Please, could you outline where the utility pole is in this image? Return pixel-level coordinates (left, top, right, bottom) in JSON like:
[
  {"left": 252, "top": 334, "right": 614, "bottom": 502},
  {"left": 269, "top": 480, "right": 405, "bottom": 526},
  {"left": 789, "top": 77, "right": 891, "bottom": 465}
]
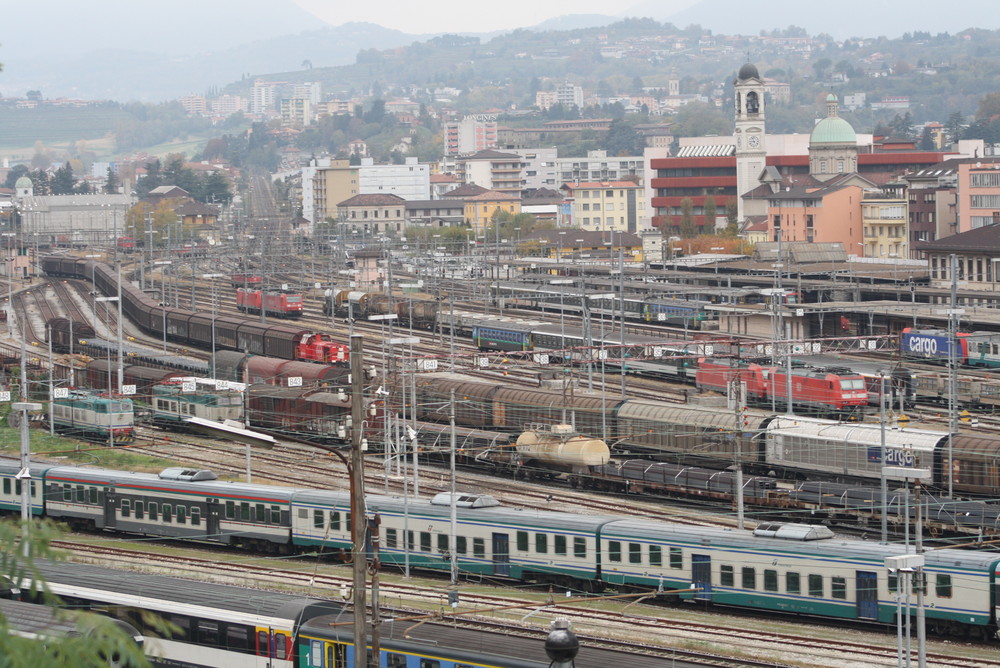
[
  {"left": 449, "top": 390, "right": 458, "bottom": 585},
  {"left": 350, "top": 334, "right": 368, "bottom": 668}
]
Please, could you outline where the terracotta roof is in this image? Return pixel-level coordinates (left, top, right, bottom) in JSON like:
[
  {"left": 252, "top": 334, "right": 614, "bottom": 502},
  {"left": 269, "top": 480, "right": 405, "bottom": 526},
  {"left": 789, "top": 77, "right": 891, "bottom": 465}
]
[
  {"left": 916, "top": 224, "right": 1000, "bottom": 253},
  {"left": 337, "top": 193, "right": 407, "bottom": 207},
  {"left": 175, "top": 201, "right": 219, "bottom": 215},
  {"left": 464, "top": 189, "right": 521, "bottom": 202},
  {"left": 442, "top": 183, "right": 489, "bottom": 198},
  {"left": 430, "top": 174, "right": 459, "bottom": 183}
]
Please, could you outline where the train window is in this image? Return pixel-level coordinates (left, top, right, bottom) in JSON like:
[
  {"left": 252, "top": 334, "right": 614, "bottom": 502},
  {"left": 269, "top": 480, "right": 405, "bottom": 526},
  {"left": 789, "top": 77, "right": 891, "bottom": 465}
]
[
  {"left": 808, "top": 574, "right": 823, "bottom": 597},
  {"left": 420, "top": 660, "right": 440, "bottom": 668},
  {"left": 573, "top": 537, "right": 586, "bottom": 559},
  {"left": 536, "top": 534, "right": 548, "bottom": 554},
  {"left": 256, "top": 631, "right": 269, "bottom": 656},
  {"left": 386, "top": 653, "right": 407, "bottom": 668},
  {"left": 347, "top": 512, "right": 352, "bottom": 533},
  {"left": 516, "top": 531, "right": 529, "bottom": 551},
  {"left": 832, "top": 577, "right": 847, "bottom": 600},
  {"left": 314, "top": 510, "right": 325, "bottom": 529},
  {"left": 669, "top": 547, "right": 682, "bottom": 569},
  {"left": 407, "top": 531, "right": 415, "bottom": 551},
  {"left": 2, "top": 479, "right": 8, "bottom": 495},
  {"left": 628, "top": 543, "right": 642, "bottom": 564},
  {"left": 89, "top": 488, "right": 98, "bottom": 504},
  {"left": 271, "top": 506, "right": 281, "bottom": 523},
  {"left": 649, "top": 545, "right": 662, "bottom": 567},
  {"left": 191, "top": 508, "right": 201, "bottom": 526},
  {"left": 473, "top": 538, "right": 485, "bottom": 558},
  {"left": 240, "top": 503, "right": 250, "bottom": 521},
  {"left": 226, "top": 501, "right": 236, "bottom": 519},
  {"left": 786, "top": 572, "right": 800, "bottom": 594},
  {"left": 554, "top": 535, "right": 567, "bottom": 555},
  {"left": 420, "top": 532, "right": 431, "bottom": 552},
  {"left": 120, "top": 500, "right": 130, "bottom": 517},
  {"left": 720, "top": 565, "right": 734, "bottom": 587},
  {"left": 177, "top": 506, "right": 187, "bottom": 524},
  {"left": 608, "top": 541, "right": 622, "bottom": 562},
  {"left": 438, "top": 534, "right": 450, "bottom": 553},
  {"left": 256, "top": 504, "right": 265, "bottom": 521},
  {"left": 298, "top": 508, "right": 308, "bottom": 520},
  {"left": 936, "top": 574, "right": 952, "bottom": 598},
  {"left": 764, "top": 570, "right": 778, "bottom": 592},
  {"left": 76, "top": 485, "right": 85, "bottom": 502},
  {"left": 309, "top": 640, "right": 323, "bottom": 667},
  {"left": 331, "top": 512, "right": 341, "bottom": 530},
  {"left": 915, "top": 573, "right": 927, "bottom": 594},
  {"left": 456, "top": 536, "right": 467, "bottom": 555},
  {"left": 63, "top": 485, "right": 72, "bottom": 501},
  {"left": 197, "top": 621, "right": 220, "bottom": 648},
  {"left": 149, "top": 504, "right": 158, "bottom": 521},
  {"left": 135, "top": 502, "right": 144, "bottom": 519},
  {"left": 227, "top": 625, "right": 251, "bottom": 652},
  {"left": 385, "top": 529, "right": 397, "bottom": 549},
  {"left": 166, "top": 614, "right": 191, "bottom": 640},
  {"left": 741, "top": 567, "right": 756, "bottom": 589},
  {"left": 275, "top": 633, "right": 289, "bottom": 660},
  {"left": 163, "top": 505, "right": 172, "bottom": 522}
]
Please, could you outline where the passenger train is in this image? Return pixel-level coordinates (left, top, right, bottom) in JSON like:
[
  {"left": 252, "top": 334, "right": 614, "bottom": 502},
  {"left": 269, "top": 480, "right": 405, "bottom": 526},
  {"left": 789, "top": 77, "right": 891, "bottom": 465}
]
[{"left": 2, "top": 461, "right": 999, "bottom": 640}]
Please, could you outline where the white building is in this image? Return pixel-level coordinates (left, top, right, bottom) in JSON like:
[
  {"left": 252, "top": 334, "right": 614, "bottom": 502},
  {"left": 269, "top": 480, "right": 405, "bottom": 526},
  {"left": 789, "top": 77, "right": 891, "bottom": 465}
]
[
  {"left": 250, "top": 80, "right": 277, "bottom": 116},
  {"left": 444, "top": 114, "right": 498, "bottom": 155},
  {"left": 358, "top": 157, "right": 430, "bottom": 201},
  {"left": 292, "top": 82, "right": 322, "bottom": 105},
  {"left": 554, "top": 150, "right": 644, "bottom": 185}
]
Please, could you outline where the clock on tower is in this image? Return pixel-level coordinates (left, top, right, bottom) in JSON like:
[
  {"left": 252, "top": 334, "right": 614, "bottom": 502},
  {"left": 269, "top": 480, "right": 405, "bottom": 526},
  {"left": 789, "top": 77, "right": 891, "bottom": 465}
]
[{"left": 748, "top": 134, "right": 760, "bottom": 149}]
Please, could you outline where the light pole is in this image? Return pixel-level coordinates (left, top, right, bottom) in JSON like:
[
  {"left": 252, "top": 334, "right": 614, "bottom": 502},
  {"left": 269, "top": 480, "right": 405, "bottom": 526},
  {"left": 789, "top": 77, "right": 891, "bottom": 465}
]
[
  {"left": 203, "top": 274, "right": 226, "bottom": 378},
  {"left": 154, "top": 260, "right": 172, "bottom": 351},
  {"left": 711, "top": 246, "right": 724, "bottom": 276}
]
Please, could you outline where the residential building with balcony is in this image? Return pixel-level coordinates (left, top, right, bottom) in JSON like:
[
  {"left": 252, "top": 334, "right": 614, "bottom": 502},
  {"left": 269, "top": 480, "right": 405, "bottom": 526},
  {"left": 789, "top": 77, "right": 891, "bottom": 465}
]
[
  {"left": 560, "top": 181, "right": 644, "bottom": 233},
  {"left": 444, "top": 114, "right": 499, "bottom": 155},
  {"left": 862, "top": 190, "right": 908, "bottom": 258},
  {"left": 957, "top": 158, "right": 1000, "bottom": 232},
  {"left": 306, "top": 159, "right": 359, "bottom": 225},
  {"left": 456, "top": 150, "right": 525, "bottom": 195}
]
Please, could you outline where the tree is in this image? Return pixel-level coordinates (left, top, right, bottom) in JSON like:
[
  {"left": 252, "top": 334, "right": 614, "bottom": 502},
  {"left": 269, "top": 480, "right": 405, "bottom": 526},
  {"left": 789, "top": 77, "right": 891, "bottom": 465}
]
[
  {"left": 603, "top": 119, "right": 643, "bottom": 156},
  {"left": 4, "top": 164, "right": 29, "bottom": 189},
  {"left": 723, "top": 197, "right": 739, "bottom": 237},
  {"left": 679, "top": 197, "right": 696, "bottom": 238},
  {"left": 812, "top": 58, "right": 832, "bottom": 80},
  {"left": 29, "top": 170, "right": 50, "bottom": 196},
  {"left": 50, "top": 164, "right": 75, "bottom": 195},
  {"left": 889, "top": 112, "right": 914, "bottom": 139},
  {"left": 703, "top": 195, "right": 717, "bottom": 231},
  {"left": 103, "top": 166, "right": 119, "bottom": 194},
  {"left": 946, "top": 111, "right": 966, "bottom": 142},
  {"left": 919, "top": 127, "right": 936, "bottom": 151},
  {"left": 976, "top": 92, "right": 1000, "bottom": 121},
  {"left": 0, "top": 518, "right": 152, "bottom": 667}
]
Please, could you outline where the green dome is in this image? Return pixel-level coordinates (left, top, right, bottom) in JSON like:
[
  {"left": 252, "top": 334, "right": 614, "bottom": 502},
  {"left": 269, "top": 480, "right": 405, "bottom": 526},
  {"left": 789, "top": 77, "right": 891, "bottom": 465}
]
[
  {"left": 811, "top": 117, "right": 857, "bottom": 144},
  {"left": 15, "top": 175, "right": 32, "bottom": 188}
]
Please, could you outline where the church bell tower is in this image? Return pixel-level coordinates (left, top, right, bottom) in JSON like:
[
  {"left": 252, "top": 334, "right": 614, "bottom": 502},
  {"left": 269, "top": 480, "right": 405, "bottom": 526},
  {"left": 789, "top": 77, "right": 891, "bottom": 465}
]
[{"left": 734, "top": 62, "right": 766, "bottom": 222}]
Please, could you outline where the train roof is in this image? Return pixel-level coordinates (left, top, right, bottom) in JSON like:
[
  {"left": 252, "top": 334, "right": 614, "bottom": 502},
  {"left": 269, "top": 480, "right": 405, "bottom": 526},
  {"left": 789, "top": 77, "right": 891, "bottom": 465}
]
[
  {"left": 599, "top": 519, "right": 1000, "bottom": 571},
  {"left": 765, "top": 415, "right": 946, "bottom": 454},
  {"left": 615, "top": 399, "right": 766, "bottom": 427},
  {"left": 42, "top": 464, "right": 299, "bottom": 503},
  {"left": 31, "top": 561, "right": 340, "bottom": 625},
  {"left": 300, "top": 612, "right": 671, "bottom": 668},
  {"left": 291, "top": 489, "right": 617, "bottom": 532},
  {"left": 794, "top": 355, "right": 909, "bottom": 377}
]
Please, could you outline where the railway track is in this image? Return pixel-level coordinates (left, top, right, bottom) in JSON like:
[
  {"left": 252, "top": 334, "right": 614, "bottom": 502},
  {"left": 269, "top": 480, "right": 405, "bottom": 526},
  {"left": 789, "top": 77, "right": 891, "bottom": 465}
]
[{"left": 56, "top": 541, "right": 999, "bottom": 668}]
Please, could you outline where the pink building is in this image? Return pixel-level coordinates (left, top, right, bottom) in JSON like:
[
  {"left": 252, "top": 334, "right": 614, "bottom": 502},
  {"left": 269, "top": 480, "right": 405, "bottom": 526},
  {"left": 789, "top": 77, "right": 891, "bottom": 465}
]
[
  {"left": 956, "top": 158, "right": 1000, "bottom": 233},
  {"left": 766, "top": 184, "right": 863, "bottom": 250}
]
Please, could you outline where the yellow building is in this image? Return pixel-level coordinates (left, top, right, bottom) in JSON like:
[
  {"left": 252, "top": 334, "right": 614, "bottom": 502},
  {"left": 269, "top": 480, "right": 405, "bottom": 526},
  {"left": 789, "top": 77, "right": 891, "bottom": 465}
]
[
  {"left": 862, "top": 190, "right": 908, "bottom": 258},
  {"left": 463, "top": 190, "right": 521, "bottom": 235}
]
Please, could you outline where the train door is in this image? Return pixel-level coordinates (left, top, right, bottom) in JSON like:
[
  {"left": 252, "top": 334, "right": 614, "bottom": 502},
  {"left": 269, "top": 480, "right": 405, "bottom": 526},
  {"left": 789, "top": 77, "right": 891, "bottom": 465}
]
[
  {"left": 492, "top": 533, "right": 510, "bottom": 576},
  {"left": 691, "top": 554, "right": 711, "bottom": 600},
  {"left": 104, "top": 490, "right": 117, "bottom": 529},
  {"left": 207, "top": 502, "right": 221, "bottom": 541},
  {"left": 856, "top": 571, "right": 879, "bottom": 619}
]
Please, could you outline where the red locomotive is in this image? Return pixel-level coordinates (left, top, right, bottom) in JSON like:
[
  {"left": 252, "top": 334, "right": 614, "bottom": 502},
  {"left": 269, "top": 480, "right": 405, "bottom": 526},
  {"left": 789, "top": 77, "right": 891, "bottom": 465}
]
[
  {"left": 695, "top": 359, "right": 868, "bottom": 416},
  {"left": 230, "top": 273, "right": 263, "bottom": 287},
  {"left": 236, "top": 289, "right": 303, "bottom": 318}
]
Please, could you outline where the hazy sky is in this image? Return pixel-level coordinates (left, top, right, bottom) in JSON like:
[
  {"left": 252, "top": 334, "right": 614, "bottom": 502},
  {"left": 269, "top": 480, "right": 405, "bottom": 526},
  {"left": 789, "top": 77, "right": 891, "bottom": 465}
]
[{"left": 293, "top": 0, "right": 699, "bottom": 33}]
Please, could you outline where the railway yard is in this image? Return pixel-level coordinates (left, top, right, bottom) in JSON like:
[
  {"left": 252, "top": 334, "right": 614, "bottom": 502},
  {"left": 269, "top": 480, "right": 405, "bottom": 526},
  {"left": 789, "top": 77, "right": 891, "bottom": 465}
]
[{"left": 5, "top": 197, "right": 1000, "bottom": 666}]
